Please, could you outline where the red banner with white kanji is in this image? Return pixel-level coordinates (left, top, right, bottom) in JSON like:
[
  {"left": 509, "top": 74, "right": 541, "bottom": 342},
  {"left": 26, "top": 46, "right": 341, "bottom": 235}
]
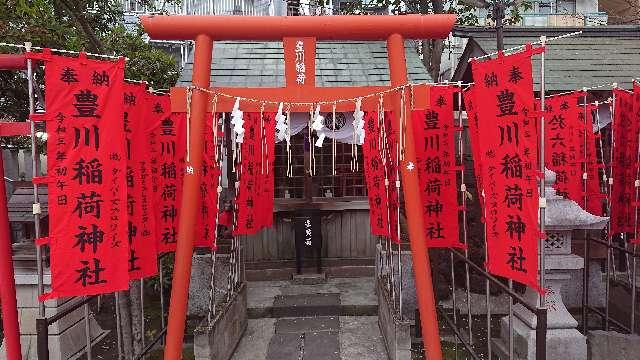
[
  {"left": 124, "top": 83, "right": 158, "bottom": 279},
  {"left": 464, "top": 86, "right": 485, "bottom": 215},
  {"left": 234, "top": 112, "right": 276, "bottom": 235},
  {"left": 470, "top": 45, "right": 542, "bottom": 292},
  {"left": 412, "top": 86, "right": 462, "bottom": 248},
  {"left": 36, "top": 52, "right": 129, "bottom": 299},
  {"left": 362, "top": 111, "right": 390, "bottom": 237},
  {"left": 610, "top": 88, "right": 636, "bottom": 235}
]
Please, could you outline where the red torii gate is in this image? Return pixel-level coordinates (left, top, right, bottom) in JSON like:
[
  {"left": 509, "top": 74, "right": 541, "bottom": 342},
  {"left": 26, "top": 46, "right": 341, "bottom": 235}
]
[
  {"left": 0, "top": 53, "right": 33, "bottom": 360},
  {"left": 140, "top": 14, "right": 456, "bottom": 360}
]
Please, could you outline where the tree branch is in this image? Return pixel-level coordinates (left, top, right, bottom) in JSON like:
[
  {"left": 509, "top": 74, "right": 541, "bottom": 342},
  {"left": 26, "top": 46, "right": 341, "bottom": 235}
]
[
  {"left": 55, "top": 0, "right": 105, "bottom": 53},
  {"left": 458, "top": 0, "right": 490, "bottom": 9}
]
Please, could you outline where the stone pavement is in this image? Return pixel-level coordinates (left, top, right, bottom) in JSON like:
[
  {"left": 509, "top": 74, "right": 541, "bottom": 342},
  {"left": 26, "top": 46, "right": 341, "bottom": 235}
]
[{"left": 232, "top": 277, "right": 388, "bottom": 360}]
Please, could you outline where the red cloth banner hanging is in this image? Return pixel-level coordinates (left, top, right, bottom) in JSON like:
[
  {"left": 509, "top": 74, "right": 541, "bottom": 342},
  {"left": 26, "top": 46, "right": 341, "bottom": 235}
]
[
  {"left": 543, "top": 93, "right": 584, "bottom": 202},
  {"left": 39, "top": 52, "right": 129, "bottom": 299},
  {"left": 362, "top": 111, "right": 390, "bottom": 237},
  {"left": 470, "top": 45, "right": 543, "bottom": 292},
  {"left": 124, "top": 83, "right": 158, "bottom": 279},
  {"left": 412, "top": 86, "right": 462, "bottom": 248},
  {"left": 194, "top": 114, "right": 221, "bottom": 248},
  {"left": 464, "top": 86, "right": 485, "bottom": 215},
  {"left": 234, "top": 112, "right": 275, "bottom": 235},
  {"left": 580, "top": 104, "right": 604, "bottom": 216},
  {"left": 155, "top": 109, "right": 186, "bottom": 253},
  {"left": 610, "top": 88, "right": 636, "bottom": 235},
  {"left": 632, "top": 83, "right": 640, "bottom": 243},
  {"left": 153, "top": 108, "right": 218, "bottom": 251},
  {"left": 258, "top": 113, "right": 277, "bottom": 229},
  {"left": 383, "top": 111, "right": 400, "bottom": 244}
]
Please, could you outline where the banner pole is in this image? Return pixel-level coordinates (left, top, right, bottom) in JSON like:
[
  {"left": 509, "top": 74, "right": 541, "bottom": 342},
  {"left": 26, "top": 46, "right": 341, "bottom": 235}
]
[
  {"left": 539, "top": 36, "right": 547, "bottom": 308},
  {"left": 24, "top": 41, "right": 46, "bottom": 321},
  {"left": 387, "top": 33, "right": 443, "bottom": 360},
  {"left": 164, "top": 33, "right": 213, "bottom": 360}
]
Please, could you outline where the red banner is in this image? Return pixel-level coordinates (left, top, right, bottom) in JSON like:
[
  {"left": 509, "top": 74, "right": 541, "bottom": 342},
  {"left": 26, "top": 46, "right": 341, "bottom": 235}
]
[
  {"left": 362, "top": 111, "right": 390, "bottom": 237},
  {"left": 412, "top": 86, "right": 462, "bottom": 248},
  {"left": 580, "top": 104, "right": 604, "bottom": 216},
  {"left": 124, "top": 83, "right": 158, "bottom": 279},
  {"left": 194, "top": 114, "right": 221, "bottom": 248},
  {"left": 152, "top": 105, "right": 186, "bottom": 252},
  {"left": 464, "top": 86, "right": 485, "bottom": 215},
  {"left": 234, "top": 112, "right": 276, "bottom": 235},
  {"left": 632, "top": 83, "right": 640, "bottom": 243},
  {"left": 470, "top": 45, "right": 542, "bottom": 291},
  {"left": 258, "top": 113, "right": 276, "bottom": 228},
  {"left": 38, "top": 52, "right": 129, "bottom": 299},
  {"left": 610, "top": 88, "right": 636, "bottom": 235},
  {"left": 383, "top": 112, "right": 400, "bottom": 244},
  {"left": 544, "top": 93, "right": 584, "bottom": 201}
]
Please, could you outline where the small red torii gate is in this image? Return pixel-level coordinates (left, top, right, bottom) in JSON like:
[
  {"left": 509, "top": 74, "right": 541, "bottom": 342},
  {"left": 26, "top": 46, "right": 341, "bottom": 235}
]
[{"left": 141, "top": 14, "right": 456, "bottom": 360}]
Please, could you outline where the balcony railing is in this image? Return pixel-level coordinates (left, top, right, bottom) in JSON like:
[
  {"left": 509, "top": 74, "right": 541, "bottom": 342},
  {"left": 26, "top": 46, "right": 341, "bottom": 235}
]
[
  {"left": 477, "top": 12, "right": 608, "bottom": 27},
  {"left": 121, "top": 0, "right": 273, "bottom": 16}
]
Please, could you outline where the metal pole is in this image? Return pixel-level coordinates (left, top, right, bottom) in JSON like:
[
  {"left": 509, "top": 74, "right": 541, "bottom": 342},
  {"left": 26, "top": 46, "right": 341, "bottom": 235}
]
[
  {"left": 0, "top": 138, "right": 23, "bottom": 360},
  {"left": 581, "top": 91, "right": 590, "bottom": 334},
  {"left": 539, "top": 35, "right": 547, "bottom": 308},
  {"left": 450, "top": 251, "right": 458, "bottom": 358},
  {"left": 84, "top": 298, "right": 92, "bottom": 360},
  {"left": 631, "top": 99, "right": 640, "bottom": 333},
  {"left": 605, "top": 88, "right": 618, "bottom": 331},
  {"left": 36, "top": 318, "right": 49, "bottom": 360},
  {"left": 508, "top": 279, "right": 514, "bottom": 359},
  {"left": 158, "top": 257, "right": 166, "bottom": 345},
  {"left": 164, "top": 33, "right": 213, "bottom": 359},
  {"left": 140, "top": 279, "right": 146, "bottom": 354},
  {"left": 387, "top": 33, "right": 443, "bottom": 360},
  {"left": 115, "top": 292, "right": 123, "bottom": 360},
  {"left": 457, "top": 83, "right": 473, "bottom": 344},
  {"left": 25, "top": 41, "right": 46, "bottom": 320},
  {"left": 495, "top": 0, "right": 505, "bottom": 52},
  {"left": 536, "top": 308, "right": 548, "bottom": 360}
]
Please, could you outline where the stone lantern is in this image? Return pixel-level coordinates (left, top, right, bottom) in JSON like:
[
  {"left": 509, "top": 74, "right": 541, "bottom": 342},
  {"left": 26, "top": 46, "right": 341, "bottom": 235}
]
[{"left": 493, "top": 169, "right": 608, "bottom": 360}]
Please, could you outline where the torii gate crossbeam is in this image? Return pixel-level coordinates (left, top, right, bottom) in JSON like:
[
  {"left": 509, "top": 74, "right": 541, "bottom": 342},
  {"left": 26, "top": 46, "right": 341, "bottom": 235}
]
[{"left": 141, "top": 14, "right": 456, "bottom": 360}]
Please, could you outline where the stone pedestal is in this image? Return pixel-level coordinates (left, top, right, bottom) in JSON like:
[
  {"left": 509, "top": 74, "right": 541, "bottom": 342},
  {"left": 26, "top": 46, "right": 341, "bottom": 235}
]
[
  {"left": 193, "top": 283, "right": 248, "bottom": 360},
  {"left": 0, "top": 255, "right": 107, "bottom": 360},
  {"left": 493, "top": 285, "right": 587, "bottom": 360},
  {"left": 376, "top": 244, "right": 415, "bottom": 320},
  {"left": 492, "top": 170, "right": 608, "bottom": 360}
]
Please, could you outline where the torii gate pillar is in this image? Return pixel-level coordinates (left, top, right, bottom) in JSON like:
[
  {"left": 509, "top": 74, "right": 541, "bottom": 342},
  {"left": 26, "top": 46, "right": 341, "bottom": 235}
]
[{"left": 141, "top": 14, "right": 456, "bottom": 360}]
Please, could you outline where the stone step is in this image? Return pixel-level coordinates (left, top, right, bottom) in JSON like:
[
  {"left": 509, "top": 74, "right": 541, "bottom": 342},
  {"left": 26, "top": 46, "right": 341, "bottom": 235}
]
[
  {"left": 248, "top": 292, "right": 378, "bottom": 319},
  {"left": 291, "top": 273, "right": 327, "bottom": 285},
  {"left": 247, "top": 265, "right": 374, "bottom": 281}
]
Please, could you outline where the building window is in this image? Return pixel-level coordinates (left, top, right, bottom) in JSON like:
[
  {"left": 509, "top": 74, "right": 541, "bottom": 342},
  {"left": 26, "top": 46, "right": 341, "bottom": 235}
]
[
  {"left": 556, "top": 0, "right": 576, "bottom": 14},
  {"left": 273, "top": 131, "right": 366, "bottom": 199}
]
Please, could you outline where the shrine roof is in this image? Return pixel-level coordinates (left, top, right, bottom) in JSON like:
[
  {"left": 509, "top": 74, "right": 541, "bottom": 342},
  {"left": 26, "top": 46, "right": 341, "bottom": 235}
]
[
  {"left": 451, "top": 26, "right": 640, "bottom": 92},
  {"left": 7, "top": 185, "right": 48, "bottom": 222},
  {"left": 178, "top": 40, "right": 432, "bottom": 87}
]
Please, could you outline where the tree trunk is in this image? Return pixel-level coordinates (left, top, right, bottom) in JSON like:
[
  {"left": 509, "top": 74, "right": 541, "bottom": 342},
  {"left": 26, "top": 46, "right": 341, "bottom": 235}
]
[
  {"left": 129, "top": 280, "right": 144, "bottom": 356},
  {"left": 117, "top": 291, "right": 135, "bottom": 360},
  {"left": 55, "top": 0, "right": 105, "bottom": 53},
  {"left": 421, "top": 39, "right": 444, "bottom": 82}
]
